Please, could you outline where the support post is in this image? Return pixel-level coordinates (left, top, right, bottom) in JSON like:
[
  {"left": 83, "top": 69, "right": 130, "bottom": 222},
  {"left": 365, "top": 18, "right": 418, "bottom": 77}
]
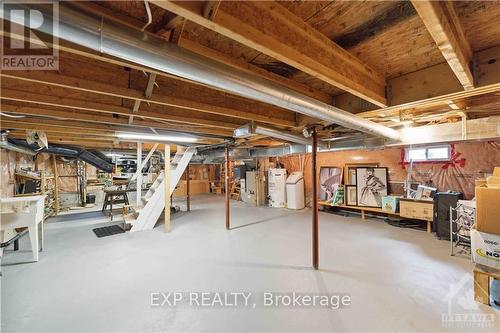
[
  {"left": 136, "top": 142, "right": 142, "bottom": 207},
  {"left": 312, "top": 128, "right": 319, "bottom": 270},
  {"left": 186, "top": 164, "right": 191, "bottom": 212},
  {"left": 225, "top": 145, "right": 230, "bottom": 230},
  {"left": 164, "top": 144, "right": 171, "bottom": 232},
  {"left": 52, "top": 154, "right": 59, "bottom": 215}
]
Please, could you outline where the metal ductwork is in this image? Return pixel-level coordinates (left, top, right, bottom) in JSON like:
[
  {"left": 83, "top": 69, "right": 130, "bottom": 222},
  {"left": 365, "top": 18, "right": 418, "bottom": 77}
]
[
  {"left": 9, "top": 139, "right": 114, "bottom": 173},
  {"left": 234, "top": 123, "right": 327, "bottom": 148},
  {"left": 0, "top": 132, "right": 36, "bottom": 155},
  {"left": 2, "top": 3, "right": 401, "bottom": 141}
]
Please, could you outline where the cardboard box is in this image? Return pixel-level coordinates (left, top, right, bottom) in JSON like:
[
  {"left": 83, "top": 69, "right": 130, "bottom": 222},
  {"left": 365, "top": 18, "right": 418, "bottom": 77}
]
[
  {"left": 471, "top": 229, "right": 500, "bottom": 270},
  {"left": 475, "top": 178, "right": 487, "bottom": 187},
  {"left": 493, "top": 167, "right": 500, "bottom": 177},
  {"left": 486, "top": 176, "right": 500, "bottom": 187},
  {"left": 381, "top": 196, "right": 400, "bottom": 213},
  {"left": 475, "top": 185, "right": 500, "bottom": 235}
]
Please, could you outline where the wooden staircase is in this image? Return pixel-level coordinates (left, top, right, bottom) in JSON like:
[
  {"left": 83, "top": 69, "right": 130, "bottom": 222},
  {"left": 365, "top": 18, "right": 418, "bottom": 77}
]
[{"left": 124, "top": 147, "right": 196, "bottom": 232}]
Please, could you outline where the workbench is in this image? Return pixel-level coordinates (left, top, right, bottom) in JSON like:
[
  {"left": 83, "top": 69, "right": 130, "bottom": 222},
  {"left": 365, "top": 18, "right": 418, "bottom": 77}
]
[{"left": 102, "top": 189, "right": 132, "bottom": 220}]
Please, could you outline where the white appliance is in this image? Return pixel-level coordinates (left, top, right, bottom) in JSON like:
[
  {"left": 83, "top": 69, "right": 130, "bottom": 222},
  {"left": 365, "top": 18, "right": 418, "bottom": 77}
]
[
  {"left": 286, "top": 172, "right": 305, "bottom": 210},
  {"left": 268, "top": 168, "right": 287, "bottom": 208}
]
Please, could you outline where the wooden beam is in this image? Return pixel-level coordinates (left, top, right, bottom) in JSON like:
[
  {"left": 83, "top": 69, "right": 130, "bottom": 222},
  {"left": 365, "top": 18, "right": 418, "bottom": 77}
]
[
  {"left": 63, "top": 2, "right": 332, "bottom": 105},
  {"left": 0, "top": 87, "right": 244, "bottom": 130},
  {"left": 0, "top": 118, "right": 116, "bottom": 135},
  {"left": 0, "top": 103, "right": 233, "bottom": 137},
  {"left": 1, "top": 71, "right": 295, "bottom": 127},
  {"left": 339, "top": 45, "right": 500, "bottom": 121},
  {"left": 151, "top": 1, "right": 387, "bottom": 106},
  {"left": 412, "top": 1, "right": 474, "bottom": 90},
  {"left": 359, "top": 82, "right": 500, "bottom": 120},
  {"left": 178, "top": 37, "right": 332, "bottom": 104}
]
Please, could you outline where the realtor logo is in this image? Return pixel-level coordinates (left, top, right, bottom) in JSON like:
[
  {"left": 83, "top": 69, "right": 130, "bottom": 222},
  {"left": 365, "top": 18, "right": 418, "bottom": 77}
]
[
  {"left": 441, "top": 273, "right": 495, "bottom": 329},
  {"left": 1, "top": 0, "right": 58, "bottom": 70}
]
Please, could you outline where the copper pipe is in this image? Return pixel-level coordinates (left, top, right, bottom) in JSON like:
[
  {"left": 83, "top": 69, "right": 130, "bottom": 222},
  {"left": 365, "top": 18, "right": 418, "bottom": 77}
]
[
  {"left": 186, "top": 164, "right": 191, "bottom": 212},
  {"left": 225, "top": 146, "right": 230, "bottom": 230},
  {"left": 312, "top": 128, "right": 319, "bottom": 270}
]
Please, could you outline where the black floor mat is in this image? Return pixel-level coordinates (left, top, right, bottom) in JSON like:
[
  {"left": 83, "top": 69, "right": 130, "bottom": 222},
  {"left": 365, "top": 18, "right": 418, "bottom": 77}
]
[{"left": 93, "top": 225, "right": 125, "bottom": 238}]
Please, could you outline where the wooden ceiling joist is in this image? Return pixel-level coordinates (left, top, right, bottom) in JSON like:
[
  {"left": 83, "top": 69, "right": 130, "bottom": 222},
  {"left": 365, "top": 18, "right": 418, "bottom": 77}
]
[
  {"left": 1, "top": 119, "right": 223, "bottom": 146},
  {"left": 178, "top": 38, "right": 333, "bottom": 104},
  {"left": 0, "top": 87, "right": 246, "bottom": 130},
  {"left": 1, "top": 71, "right": 295, "bottom": 127},
  {"left": 412, "top": 0, "right": 474, "bottom": 90},
  {"left": 0, "top": 103, "right": 234, "bottom": 137},
  {"left": 151, "top": 0, "right": 387, "bottom": 106}
]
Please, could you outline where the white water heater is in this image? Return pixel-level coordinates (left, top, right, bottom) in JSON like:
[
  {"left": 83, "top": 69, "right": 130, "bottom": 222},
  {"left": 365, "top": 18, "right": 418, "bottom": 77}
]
[
  {"left": 286, "top": 172, "right": 305, "bottom": 210},
  {"left": 268, "top": 168, "right": 287, "bottom": 208}
]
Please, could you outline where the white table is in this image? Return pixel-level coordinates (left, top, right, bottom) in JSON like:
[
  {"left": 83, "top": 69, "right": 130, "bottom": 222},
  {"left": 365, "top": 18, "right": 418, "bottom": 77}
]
[{"left": 1, "top": 195, "right": 46, "bottom": 262}]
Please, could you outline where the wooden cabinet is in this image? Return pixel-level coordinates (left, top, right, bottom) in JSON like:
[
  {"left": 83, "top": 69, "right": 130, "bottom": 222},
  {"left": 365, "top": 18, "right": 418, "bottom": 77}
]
[{"left": 399, "top": 199, "right": 434, "bottom": 221}]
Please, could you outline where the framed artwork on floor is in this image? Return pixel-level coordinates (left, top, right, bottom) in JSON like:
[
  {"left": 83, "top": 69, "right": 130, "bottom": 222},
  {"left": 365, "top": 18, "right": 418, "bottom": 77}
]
[
  {"left": 345, "top": 185, "right": 357, "bottom": 206},
  {"left": 356, "top": 167, "right": 388, "bottom": 208},
  {"left": 319, "top": 167, "right": 343, "bottom": 201},
  {"left": 344, "top": 163, "right": 379, "bottom": 185}
]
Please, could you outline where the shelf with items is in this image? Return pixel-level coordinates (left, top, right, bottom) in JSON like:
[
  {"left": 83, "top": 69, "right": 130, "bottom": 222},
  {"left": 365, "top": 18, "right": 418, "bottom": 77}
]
[{"left": 14, "top": 168, "right": 58, "bottom": 219}]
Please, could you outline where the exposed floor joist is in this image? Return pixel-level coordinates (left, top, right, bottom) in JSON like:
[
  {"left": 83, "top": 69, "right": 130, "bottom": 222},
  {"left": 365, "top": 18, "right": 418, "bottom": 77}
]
[
  {"left": 151, "top": 0, "right": 387, "bottom": 106},
  {"left": 1, "top": 70, "right": 295, "bottom": 127},
  {"left": 0, "top": 103, "right": 234, "bottom": 137},
  {"left": 412, "top": 0, "right": 474, "bottom": 90},
  {"left": 0, "top": 88, "right": 244, "bottom": 130}
]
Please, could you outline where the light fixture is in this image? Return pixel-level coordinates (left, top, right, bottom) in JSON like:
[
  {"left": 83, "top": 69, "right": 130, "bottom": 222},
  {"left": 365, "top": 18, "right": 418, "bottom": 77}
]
[{"left": 116, "top": 132, "right": 197, "bottom": 143}]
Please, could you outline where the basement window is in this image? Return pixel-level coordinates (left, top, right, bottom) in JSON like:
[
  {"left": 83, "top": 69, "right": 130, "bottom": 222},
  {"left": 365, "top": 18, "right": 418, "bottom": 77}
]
[{"left": 405, "top": 144, "right": 451, "bottom": 163}]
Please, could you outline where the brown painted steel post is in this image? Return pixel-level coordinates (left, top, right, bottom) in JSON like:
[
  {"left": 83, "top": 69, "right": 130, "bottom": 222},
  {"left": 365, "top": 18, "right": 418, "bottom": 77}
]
[
  {"left": 312, "top": 127, "right": 319, "bottom": 270},
  {"left": 225, "top": 146, "right": 230, "bottom": 230},
  {"left": 186, "top": 164, "right": 191, "bottom": 212}
]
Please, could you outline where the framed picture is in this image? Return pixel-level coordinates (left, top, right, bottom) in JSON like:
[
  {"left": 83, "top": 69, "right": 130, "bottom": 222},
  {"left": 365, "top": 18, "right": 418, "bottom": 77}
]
[
  {"left": 344, "top": 163, "right": 379, "bottom": 186},
  {"left": 415, "top": 185, "right": 437, "bottom": 201},
  {"left": 345, "top": 185, "right": 357, "bottom": 206},
  {"left": 356, "top": 167, "right": 388, "bottom": 207},
  {"left": 319, "top": 167, "right": 343, "bottom": 201}
]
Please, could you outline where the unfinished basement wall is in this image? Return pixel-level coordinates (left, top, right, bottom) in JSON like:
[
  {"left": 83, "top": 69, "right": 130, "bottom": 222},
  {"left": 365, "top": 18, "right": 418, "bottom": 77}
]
[
  {"left": 173, "top": 164, "right": 217, "bottom": 197},
  {"left": 278, "top": 140, "right": 500, "bottom": 201},
  {"left": 0, "top": 150, "right": 56, "bottom": 198}
]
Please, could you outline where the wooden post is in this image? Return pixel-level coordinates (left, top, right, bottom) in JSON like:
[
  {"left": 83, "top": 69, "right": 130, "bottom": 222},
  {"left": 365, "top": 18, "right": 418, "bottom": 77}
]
[
  {"left": 186, "top": 164, "right": 191, "bottom": 212},
  {"left": 312, "top": 128, "right": 319, "bottom": 270},
  {"left": 164, "top": 144, "right": 171, "bottom": 232},
  {"left": 225, "top": 146, "right": 230, "bottom": 230},
  {"left": 136, "top": 142, "right": 142, "bottom": 207},
  {"left": 52, "top": 154, "right": 59, "bottom": 215}
]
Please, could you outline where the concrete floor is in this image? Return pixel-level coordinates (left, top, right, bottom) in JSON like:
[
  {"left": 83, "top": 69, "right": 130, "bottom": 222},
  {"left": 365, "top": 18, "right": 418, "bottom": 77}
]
[{"left": 1, "top": 194, "right": 498, "bottom": 332}]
